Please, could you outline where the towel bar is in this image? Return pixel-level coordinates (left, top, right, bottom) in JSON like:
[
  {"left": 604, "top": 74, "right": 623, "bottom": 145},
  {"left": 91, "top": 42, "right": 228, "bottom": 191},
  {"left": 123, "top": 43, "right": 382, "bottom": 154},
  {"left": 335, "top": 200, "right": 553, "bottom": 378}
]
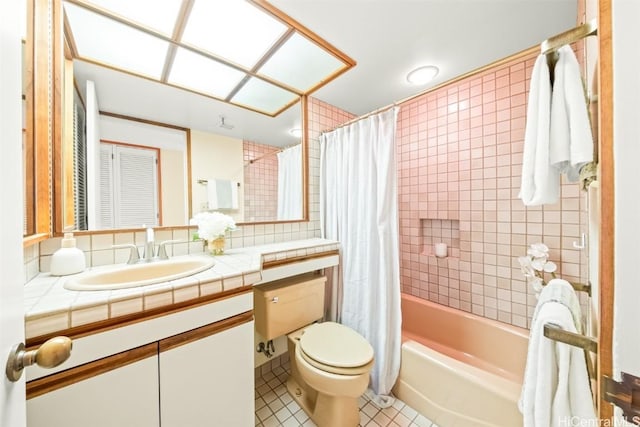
[
  {"left": 543, "top": 323, "right": 597, "bottom": 353},
  {"left": 570, "top": 281, "right": 592, "bottom": 297},
  {"left": 544, "top": 324, "right": 598, "bottom": 382},
  {"left": 543, "top": 281, "right": 591, "bottom": 296}
]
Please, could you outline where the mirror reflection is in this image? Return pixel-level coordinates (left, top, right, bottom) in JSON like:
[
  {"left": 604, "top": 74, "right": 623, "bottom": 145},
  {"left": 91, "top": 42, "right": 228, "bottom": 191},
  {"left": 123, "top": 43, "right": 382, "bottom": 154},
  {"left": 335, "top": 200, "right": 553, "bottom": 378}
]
[
  {"left": 54, "top": 0, "right": 361, "bottom": 232},
  {"left": 64, "top": 60, "right": 305, "bottom": 231}
]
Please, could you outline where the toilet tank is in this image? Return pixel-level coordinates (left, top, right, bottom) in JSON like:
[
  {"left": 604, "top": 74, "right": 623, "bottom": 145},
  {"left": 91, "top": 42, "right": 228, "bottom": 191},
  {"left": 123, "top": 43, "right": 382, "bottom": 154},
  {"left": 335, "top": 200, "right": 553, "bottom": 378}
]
[{"left": 254, "top": 273, "right": 326, "bottom": 341}]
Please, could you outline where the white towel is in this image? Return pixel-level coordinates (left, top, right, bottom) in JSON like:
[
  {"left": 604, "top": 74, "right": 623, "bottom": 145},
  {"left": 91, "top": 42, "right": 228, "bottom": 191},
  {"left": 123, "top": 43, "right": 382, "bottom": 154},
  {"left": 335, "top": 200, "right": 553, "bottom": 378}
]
[
  {"left": 518, "top": 54, "right": 560, "bottom": 206},
  {"left": 534, "top": 278, "right": 583, "bottom": 334},
  {"left": 206, "top": 179, "right": 238, "bottom": 210},
  {"left": 550, "top": 45, "right": 594, "bottom": 182},
  {"left": 519, "top": 287, "right": 596, "bottom": 426}
]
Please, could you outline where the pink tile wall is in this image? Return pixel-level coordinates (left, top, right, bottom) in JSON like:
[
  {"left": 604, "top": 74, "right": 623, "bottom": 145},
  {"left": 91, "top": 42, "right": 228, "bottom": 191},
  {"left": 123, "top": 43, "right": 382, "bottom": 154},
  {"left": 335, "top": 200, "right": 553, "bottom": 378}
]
[
  {"left": 397, "top": 52, "right": 588, "bottom": 328},
  {"left": 243, "top": 140, "right": 279, "bottom": 222}
]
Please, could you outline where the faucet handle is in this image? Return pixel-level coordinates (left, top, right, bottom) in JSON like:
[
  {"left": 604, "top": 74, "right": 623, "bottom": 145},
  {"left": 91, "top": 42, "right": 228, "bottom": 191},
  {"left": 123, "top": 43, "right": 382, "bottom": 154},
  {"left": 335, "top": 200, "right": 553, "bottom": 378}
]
[
  {"left": 157, "top": 240, "right": 184, "bottom": 260},
  {"left": 112, "top": 244, "right": 140, "bottom": 264}
]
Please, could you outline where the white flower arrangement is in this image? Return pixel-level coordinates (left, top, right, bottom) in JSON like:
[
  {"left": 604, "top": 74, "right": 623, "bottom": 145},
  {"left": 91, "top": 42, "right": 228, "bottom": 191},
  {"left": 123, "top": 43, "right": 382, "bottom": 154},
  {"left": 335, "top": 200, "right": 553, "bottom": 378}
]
[
  {"left": 189, "top": 211, "right": 236, "bottom": 241},
  {"left": 518, "top": 243, "right": 558, "bottom": 294}
]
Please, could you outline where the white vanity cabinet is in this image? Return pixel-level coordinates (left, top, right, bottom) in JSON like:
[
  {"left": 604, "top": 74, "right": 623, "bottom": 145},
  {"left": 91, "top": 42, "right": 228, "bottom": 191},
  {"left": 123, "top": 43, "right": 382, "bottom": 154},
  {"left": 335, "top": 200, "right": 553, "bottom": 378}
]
[
  {"left": 159, "top": 320, "right": 255, "bottom": 426},
  {"left": 26, "top": 290, "right": 255, "bottom": 427},
  {"left": 27, "top": 344, "right": 160, "bottom": 427}
]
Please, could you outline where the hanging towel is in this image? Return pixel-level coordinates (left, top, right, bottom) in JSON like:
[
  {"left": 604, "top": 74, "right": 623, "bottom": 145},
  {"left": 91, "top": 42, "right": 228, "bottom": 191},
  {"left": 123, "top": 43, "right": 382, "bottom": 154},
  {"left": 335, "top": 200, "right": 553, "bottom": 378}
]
[
  {"left": 206, "top": 179, "right": 238, "bottom": 210},
  {"left": 518, "top": 54, "right": 560, "bottom": 206},
  {"left": 519, "top": 284, "right": 596, "bottom": 426},
  {"left": 533, "top": 278, "right": 583, "bottom": 334},
  {"left": 549, "top": 45, "right": 594, "bottom": 182}
]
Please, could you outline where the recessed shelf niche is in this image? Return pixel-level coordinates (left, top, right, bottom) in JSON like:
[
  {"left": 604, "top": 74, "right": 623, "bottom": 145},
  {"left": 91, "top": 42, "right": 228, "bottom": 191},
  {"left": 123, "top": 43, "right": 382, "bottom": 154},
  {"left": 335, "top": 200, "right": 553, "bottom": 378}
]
[{"left": 421, "top": 219, "right": 460, "bottom": 258}]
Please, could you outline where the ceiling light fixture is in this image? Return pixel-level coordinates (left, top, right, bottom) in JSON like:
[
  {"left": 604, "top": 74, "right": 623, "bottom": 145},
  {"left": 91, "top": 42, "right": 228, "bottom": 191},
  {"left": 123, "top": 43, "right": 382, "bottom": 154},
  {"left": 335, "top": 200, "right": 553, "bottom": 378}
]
[
  {"left": 288, "top": 128, "right": 302, "bottom": 138},
  {"left": 406, "top": 65, "right": 439, "bottom": 85}
]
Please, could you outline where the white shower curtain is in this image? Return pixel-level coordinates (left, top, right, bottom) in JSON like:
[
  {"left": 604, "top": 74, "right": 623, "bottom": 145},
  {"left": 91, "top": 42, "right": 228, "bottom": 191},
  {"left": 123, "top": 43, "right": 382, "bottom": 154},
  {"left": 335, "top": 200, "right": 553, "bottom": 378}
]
[
  {"left": 277, "top": 144, "right": 302, "bottom": 220},
  {"left": 319, "top": 107, "right": 401, "bottom": 408}
]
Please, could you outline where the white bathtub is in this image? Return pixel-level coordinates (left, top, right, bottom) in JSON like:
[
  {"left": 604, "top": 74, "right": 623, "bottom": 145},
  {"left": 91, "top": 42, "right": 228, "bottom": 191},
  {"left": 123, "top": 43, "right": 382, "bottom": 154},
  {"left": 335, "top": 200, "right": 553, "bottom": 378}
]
[{"left": 393, "top": 293, "right": 529, "bottom": 427}]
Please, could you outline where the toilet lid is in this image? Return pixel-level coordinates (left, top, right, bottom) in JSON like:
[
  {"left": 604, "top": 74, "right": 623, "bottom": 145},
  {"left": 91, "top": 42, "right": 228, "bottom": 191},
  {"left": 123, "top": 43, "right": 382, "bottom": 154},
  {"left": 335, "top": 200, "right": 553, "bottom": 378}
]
[{"left": 299, "top": 322, "right": 374, "bottom": 369}]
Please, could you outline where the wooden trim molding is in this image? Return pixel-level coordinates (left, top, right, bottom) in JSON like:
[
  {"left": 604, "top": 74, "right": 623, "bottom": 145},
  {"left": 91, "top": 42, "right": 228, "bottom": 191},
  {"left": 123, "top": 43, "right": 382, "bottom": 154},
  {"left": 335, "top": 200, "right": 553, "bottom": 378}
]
[
  {"left": 60, "top": 58, "right": 75, "bottom": 230},
  {"left": 159, "top": 311, "right": 253, "bottom": 353},
  {"left": 597, "top": 0, "right": 614, "bottom": 421},
  {"left": 99, "top": 111, "right": 189, "bottom": 132},
  {"left": 23, "top": 232, "right": 51, "bottom": 248},
  {"left": 52, "top": 0, "right": 63, "bottom": 233},
  {"left": 26, "top": 342, "right": 158, "bottom": 399},
  {"left": 261, "top": 250, "right": 339, "bottom": 270},
  {"left": 26, "top": 286, "right": 253, "bottom": 349},
  {"left": 33, "top": 0, "right": 54, "bottom": 237},
  {"left": 24, "top": 2, "right": 35, "bottom": 236}
]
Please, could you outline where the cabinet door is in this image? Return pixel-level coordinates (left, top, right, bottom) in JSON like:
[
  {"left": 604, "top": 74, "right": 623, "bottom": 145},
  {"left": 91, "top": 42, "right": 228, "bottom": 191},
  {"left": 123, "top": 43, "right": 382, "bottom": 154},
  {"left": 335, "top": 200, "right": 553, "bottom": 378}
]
[
  {"left": 159, "top": 315, "right": 254, "bottom": 427},
  {"left": 27, "top": 344, "right": 159, "bottom": 427}
]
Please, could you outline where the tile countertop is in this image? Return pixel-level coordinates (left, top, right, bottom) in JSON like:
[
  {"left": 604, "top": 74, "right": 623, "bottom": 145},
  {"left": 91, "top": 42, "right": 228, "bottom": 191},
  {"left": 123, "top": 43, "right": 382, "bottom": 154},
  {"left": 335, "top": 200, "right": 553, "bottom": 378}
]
[{"left": 24, "top": 238, "right": 339, "bottom": 340}]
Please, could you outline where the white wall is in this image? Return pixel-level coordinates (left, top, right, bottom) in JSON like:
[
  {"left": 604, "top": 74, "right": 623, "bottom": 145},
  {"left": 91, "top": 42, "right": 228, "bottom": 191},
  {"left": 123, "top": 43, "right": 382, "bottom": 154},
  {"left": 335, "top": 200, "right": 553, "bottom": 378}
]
[
  {"left": 190, "top": 130, "right": 245, "bottom": 222},
  {"left": 613, "top": 0, "right": 640, "bottom": 423},
  {"left": 86, "top": 81, "right": 101, "bottom": 229}
]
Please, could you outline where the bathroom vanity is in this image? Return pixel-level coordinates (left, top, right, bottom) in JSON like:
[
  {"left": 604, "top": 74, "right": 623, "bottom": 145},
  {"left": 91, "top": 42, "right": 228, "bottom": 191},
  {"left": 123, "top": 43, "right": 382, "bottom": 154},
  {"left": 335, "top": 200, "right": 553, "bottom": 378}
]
[{"left": 23, "top": 239, "right": 339, "bottom": 427}]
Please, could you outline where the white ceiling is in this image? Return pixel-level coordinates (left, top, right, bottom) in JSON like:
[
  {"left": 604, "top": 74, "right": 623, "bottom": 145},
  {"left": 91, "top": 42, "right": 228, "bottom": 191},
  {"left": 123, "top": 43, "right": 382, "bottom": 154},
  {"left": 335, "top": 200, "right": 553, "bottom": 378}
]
[
  {"left": 269, "top": 0, "right": 577, "bottom": 116},
  {"left": 75, "top": 0, "right": 577, "bottom": 146}
]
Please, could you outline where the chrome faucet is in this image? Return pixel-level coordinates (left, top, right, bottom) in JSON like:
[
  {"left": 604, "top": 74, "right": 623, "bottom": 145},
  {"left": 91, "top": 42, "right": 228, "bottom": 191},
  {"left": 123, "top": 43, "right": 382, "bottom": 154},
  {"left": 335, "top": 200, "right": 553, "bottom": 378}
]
[
  {"left": 112, "top": 243, "right": 140, "bottom": 265},
  {"left": 143, "top": 226, "right": 155, "bottom": 261},
  {"left": 113, "top": 227, "right": 183, "bottom": 264}
]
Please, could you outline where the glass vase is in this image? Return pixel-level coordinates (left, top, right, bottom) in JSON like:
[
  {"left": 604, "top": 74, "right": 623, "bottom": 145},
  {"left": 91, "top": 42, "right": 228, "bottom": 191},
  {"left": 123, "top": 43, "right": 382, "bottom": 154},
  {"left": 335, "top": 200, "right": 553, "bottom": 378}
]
[{"left": 207, "top": 236, "right": 225, "bottom": 255}]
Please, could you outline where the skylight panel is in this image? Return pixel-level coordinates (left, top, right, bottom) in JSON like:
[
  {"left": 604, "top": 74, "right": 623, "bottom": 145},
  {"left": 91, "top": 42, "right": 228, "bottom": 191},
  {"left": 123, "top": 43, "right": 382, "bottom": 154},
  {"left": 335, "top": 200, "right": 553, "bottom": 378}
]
[
  {"left": 231, "top": 77, "right": 299, "bottom": 115},
  {"left": 181, "top": 0, "right": 288, "bottom": 68},
  {"left": 81, "top": 0, "right": 183, "bottom": 36},
  {"left": 259, "top": 32, "right": 346, "bottom": 92},
  {"left": 64, "top": 2, "right": 168, "bottom": 79},
  {"left": 168, "top": 47, "right": 246, "bottom": 99}
]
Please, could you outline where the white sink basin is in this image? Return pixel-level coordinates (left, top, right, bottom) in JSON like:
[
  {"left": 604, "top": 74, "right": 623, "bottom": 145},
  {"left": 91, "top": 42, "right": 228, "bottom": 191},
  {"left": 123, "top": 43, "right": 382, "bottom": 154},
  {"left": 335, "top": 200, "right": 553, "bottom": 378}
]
[{"left": 64, "top": 258, "right": 215, "bottom": 291}]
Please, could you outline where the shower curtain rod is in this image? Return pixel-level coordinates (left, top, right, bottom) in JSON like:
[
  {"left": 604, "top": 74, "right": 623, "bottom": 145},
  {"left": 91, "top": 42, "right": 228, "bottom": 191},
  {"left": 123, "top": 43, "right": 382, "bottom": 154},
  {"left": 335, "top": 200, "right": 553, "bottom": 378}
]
[
  {"left": 322, "top": 20, "right": 598, "bottom": 136},
  {"left": 246, "top": 143, "right": 300, "bottom": 165}
]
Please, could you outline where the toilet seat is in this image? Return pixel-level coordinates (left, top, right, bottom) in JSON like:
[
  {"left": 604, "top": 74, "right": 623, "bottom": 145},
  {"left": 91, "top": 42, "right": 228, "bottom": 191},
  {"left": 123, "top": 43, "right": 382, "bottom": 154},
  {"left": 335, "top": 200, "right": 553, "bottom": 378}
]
[{"left": 298, "top": 322, "right": 374, "bottom": 375}]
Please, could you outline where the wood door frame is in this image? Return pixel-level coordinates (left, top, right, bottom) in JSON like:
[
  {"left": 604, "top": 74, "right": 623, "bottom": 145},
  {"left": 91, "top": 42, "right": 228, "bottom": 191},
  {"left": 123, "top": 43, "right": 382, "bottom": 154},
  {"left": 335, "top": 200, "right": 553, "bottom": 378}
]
[{"left": 597, "top": 0, "right": 614, "bottom": 421}]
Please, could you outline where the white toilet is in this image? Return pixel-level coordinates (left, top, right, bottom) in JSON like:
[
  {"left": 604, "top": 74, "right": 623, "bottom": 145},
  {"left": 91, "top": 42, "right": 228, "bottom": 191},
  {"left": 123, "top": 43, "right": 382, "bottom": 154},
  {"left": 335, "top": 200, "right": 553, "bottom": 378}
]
[{"left": 254, "top": 274, "right": 374, "bottom": 427}]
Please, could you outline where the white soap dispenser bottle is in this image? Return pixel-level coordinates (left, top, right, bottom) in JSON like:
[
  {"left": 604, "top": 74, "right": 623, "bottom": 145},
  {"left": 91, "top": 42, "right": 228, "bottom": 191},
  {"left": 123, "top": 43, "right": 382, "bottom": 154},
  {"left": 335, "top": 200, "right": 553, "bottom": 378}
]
[{"left": 50, "top": 233, "right": 86, "bottom": 276}]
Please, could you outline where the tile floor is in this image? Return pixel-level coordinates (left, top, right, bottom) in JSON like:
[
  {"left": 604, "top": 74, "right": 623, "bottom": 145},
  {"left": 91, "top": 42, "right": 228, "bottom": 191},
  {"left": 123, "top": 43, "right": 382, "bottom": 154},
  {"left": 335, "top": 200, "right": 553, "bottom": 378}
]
[{"left": 254, "top": 355, "right": 437, "bottom": 427}]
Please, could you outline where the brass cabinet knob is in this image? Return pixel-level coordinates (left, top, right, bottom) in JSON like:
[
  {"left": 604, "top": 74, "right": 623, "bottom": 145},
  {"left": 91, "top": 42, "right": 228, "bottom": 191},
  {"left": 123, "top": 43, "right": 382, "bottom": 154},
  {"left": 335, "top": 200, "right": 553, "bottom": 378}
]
[{"left": 5, "top": 336, "right": 73, "bottom": 382}]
